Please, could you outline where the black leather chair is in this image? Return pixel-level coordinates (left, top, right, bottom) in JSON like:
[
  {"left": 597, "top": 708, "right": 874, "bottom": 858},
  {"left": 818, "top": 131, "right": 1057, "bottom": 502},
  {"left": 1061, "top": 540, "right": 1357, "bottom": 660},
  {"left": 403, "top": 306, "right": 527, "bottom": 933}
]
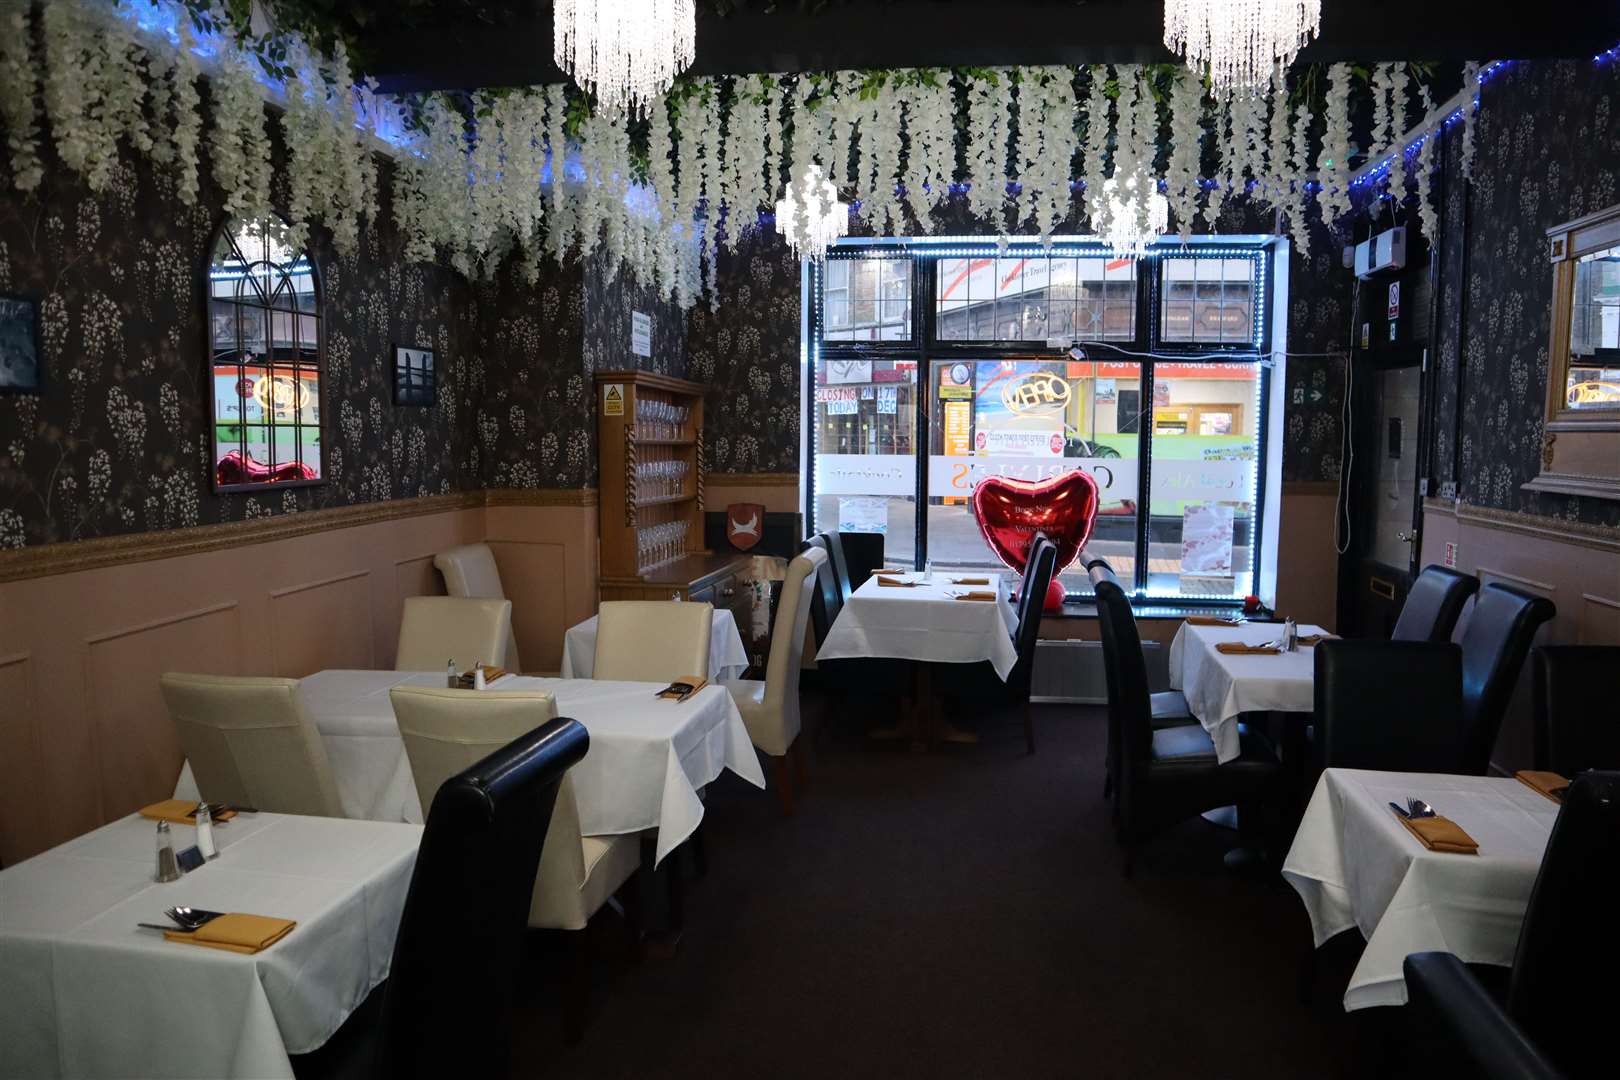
[
  {"left": 1404, "top": 770, "right": 1620, "bottom": 1080},
  {"left": 820, "top": 531, "right": 855, "bottom": 601},
  {"left": 1391, "top": 565, "right": 1479, "bottom": 643},
  {"left": 1089, "top": 564, "right": 1197, "bottom": 811},
  {"left": 1313, "top": 639, "right": 1464, "bottom": 773},
  {"left": 1457, "top": 583, "right": 1557, "bottom": 775},
  {"left": 799, "top": 533, "right": 905, "bottom": 729},
  {"left": 1094, "top": 574, "right": 1281, "bottom": 875},
  {"left": 801, "top": 534, "right": 846, "bottom": 648},
  {"left": 1532, "top": 645, "right": 1620, "bottom": 775},
  {"left": 372, "top": 717, "right": 590, "bottom": 1079}
]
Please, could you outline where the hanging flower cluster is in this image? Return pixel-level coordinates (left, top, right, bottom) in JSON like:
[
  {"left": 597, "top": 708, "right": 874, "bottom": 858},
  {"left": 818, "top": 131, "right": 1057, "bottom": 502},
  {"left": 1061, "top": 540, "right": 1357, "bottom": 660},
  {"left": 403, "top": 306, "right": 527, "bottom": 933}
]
[
  {"left": 1459, "top": 61, "right": 1481, "bottom": 180},
  {"left": 1413, "top": 84, "right": 1440, "bottom": 243},
  {"left": 966, "top": 67, "right": 1011, "bottom": 233},
  {"left": 1315, "top": 63, "right": 1354, "bottom": 225},
  {"left": 0, "top": 6, "right": 44, "bottom": 192},
  {"left": 1014, "top": 66, "right": 1079, "bottom": 247},
  {"left": 1164, "top": 67, "right": 1205, "bottom": 241}
]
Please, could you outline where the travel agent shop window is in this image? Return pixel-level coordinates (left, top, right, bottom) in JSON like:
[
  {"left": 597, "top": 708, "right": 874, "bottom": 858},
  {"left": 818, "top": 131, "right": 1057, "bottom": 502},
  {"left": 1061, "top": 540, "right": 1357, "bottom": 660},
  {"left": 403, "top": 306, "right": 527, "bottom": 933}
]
[{"left": 805, "top": 239, "right": 1281, "bottom": 604}]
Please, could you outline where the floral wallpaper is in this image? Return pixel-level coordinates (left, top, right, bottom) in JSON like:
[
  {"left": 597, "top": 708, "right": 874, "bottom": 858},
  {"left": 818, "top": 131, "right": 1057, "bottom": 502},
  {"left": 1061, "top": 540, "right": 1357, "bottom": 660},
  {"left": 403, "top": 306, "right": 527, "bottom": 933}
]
[
  {"left": 1437, "top": 57, "right": 1620, "bottom": 528},
  {"left": 584, "top": 255, "right": 687, "bottom": 380},
  {"left": 0, "top": 129, "right": 484, "bottom": 549}
]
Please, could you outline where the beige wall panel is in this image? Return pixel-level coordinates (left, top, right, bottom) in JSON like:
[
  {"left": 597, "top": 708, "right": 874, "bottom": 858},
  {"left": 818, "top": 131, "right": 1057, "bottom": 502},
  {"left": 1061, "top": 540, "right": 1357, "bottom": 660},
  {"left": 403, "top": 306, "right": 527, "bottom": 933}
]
[
  {"left": 1275, "top": 488, "right": 1339, "bottom": 633},
  {"left": 1578, "top": 593, "right": 1620, "bottom": 645},
  {"left": 269, "top": 570, "right": 374, "bottom": 678}
]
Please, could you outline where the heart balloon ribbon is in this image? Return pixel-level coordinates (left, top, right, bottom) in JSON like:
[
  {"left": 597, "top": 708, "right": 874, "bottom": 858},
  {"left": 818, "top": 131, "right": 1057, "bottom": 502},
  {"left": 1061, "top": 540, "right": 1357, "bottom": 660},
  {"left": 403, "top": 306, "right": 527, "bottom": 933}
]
[{"left": 969, "top": 470, "right": 1100, "bottom": 610}]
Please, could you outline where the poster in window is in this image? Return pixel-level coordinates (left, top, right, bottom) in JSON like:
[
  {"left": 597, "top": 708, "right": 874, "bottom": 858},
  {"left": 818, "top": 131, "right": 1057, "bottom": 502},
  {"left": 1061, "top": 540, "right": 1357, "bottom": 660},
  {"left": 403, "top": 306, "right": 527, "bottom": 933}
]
[
  {"left": 877, "top": 386, "right": 898, "bottom": 414},
  {"left": 838, "top": 496, "right": 889, "bottom": 534},
  {"left": 827, "top": 359, "right": 872, "bottom": 385},
  {"left": 1179, "top": 502, "right": 1236, "bottom": 590}
]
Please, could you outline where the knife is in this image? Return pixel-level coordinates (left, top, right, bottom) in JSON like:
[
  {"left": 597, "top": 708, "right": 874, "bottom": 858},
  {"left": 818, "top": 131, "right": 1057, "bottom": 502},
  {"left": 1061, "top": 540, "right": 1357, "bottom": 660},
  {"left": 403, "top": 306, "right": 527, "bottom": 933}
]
[{"left": 1388, "top": 802, "right": 1410, "bottom": 819}]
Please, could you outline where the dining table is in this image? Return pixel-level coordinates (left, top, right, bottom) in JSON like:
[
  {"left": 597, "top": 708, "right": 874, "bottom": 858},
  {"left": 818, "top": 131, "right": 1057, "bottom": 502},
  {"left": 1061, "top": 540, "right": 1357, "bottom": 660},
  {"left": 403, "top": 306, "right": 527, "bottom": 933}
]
[
  {"left": 1282, "top": 768, "right": 1560, "bottom": 1010},
  {"left": 559, "top": 607, "right": 751, "bottom": 681},
  {"left": 815, "top": 570, "right": 1019, "bottom": 676},
  {"left": 0, "top": 811, "right": 421, "bottom": 1080},
  {"left": 1166, "top": 619, "right": 1331, "bottom": 764},
  {"left": 175, "top": 670, "right": 765, "bottom": 865}
]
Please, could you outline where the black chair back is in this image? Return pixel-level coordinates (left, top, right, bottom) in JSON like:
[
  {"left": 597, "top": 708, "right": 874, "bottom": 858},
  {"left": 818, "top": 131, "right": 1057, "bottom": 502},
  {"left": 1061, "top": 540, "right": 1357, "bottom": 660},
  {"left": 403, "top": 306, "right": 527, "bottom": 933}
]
[
  {"left": 1506, "top": 770, "right": 1620, "bottom": 1077},
  {"left": 1532, "top": 645, "right": 1620, "bottom": 775},
  {"left": 822, "top": 531, "right": 854, "bottom": 602},
  {"left": 1392, "top": 565, "right": 1479, "bottom": 643},
  {"left": 800, "top": 534, "right": 845, "bottom": 646},
  {"left": 374, "top": 717, "right": 589, "bottom": 1080},
  {"left": 1457, "top": 583, "right": 1557, "bottom": 775},
  {"left": 1314, "top": 639, "right": 1464, "bottom": 772},
  {"left": 1007, "top": 534, "right": 1057, "bottom": 696},
  {"left": 1092, "top": 570, "right": 1153, "bottom": 780}
]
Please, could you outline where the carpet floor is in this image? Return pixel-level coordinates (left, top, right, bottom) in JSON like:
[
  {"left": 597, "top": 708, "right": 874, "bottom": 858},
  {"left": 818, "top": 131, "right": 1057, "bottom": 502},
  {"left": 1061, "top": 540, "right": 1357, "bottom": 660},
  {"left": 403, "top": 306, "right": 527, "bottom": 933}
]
[{"left": 505, "top": 699, "right": 1381, "bottom": 1079}]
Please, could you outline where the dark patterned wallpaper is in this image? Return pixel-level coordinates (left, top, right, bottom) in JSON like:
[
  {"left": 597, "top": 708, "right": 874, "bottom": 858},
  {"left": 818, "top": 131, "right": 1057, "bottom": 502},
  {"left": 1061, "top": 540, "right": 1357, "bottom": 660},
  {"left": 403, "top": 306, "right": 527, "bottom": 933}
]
[
  {"left": 0, "top": 128, "right": 482, "bottom": 550},
  {"left": 687, "top": 190, "right": 1354, "bottom": 484},
  {"left": 1434, "top": 58, "right": 1620, "bottom": 528}
]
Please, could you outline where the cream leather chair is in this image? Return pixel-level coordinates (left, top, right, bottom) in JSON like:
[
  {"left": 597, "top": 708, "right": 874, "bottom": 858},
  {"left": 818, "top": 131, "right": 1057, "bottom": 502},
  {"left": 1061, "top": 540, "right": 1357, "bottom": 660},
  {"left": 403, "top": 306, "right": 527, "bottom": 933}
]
[
  {"left": 160, "top": 673, "right": 345, "bottom": 817},
  {"left": 591, "top": 601, "right": 714, "bottom": 684},
  {"left": 395, "top": 596, "right": 514, "bottom": 672},
  {"left": 721, "top": 548, "right": 823, "bottom": 815},
  {"left": 433, "top": 543, "right": 522, "bottom": 671},
  {"left": 389, "top": 686, "right": 640, "bottom": 933}
]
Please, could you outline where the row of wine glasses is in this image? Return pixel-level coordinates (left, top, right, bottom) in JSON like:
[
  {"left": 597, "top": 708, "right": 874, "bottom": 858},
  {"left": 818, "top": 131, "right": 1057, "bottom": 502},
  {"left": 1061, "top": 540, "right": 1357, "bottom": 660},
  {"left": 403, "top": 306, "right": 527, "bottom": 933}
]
[
  {"left": 636, "top": 459, "right": 689, "bottom": 500},
  {"left": 637, "top": 521, "right": 690, "bottom": 571},
  {"left": 636, "top": 399, "right": 690, "bottom": 440}
]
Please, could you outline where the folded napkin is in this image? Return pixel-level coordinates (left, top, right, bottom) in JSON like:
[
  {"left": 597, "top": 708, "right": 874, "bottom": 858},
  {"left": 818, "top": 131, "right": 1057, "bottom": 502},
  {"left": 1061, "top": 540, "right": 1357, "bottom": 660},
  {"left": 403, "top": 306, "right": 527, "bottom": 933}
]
[
  {"left": 1297, "top": 633, "right": 1330, "bottom": 646},
  {"left": 1515, "top": 770, "right": 1570, "bottom": 804},
  {"left": 656, "top": 675, "right": 708, "bottom": 701},
  {"left": 164, "top": 913, "right": 296, "bottom": 955},
  {"left": 877, "top": 578, "right": 920, "bottom": 588},
  {"left": 1215, "top": 641, "right": 1281, "bottom": 656},
  {"left": 953, "top": 591, "right": 998, "bottom": 602},
  {"left": 950, "top": 577, "right": 991, "bottom": 586},
  {"left": 1186, "top": 615, "right": 1242, "bottom": 627},
  {"left": 138, "top": 799, "right": 237, "bottom": 825},
  {"left": 1396, "top": 813, "right": 1479, "bottom": 855},
  {"left": 876, "top": 568, "right": 910, "bottom": 576}
]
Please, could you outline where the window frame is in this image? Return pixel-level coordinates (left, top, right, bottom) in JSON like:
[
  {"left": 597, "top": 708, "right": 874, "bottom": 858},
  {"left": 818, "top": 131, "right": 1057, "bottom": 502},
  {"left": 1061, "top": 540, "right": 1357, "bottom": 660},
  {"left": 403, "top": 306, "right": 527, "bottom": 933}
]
[{"left": 806, "top": 236, "right": 1276, "bottom": 606}]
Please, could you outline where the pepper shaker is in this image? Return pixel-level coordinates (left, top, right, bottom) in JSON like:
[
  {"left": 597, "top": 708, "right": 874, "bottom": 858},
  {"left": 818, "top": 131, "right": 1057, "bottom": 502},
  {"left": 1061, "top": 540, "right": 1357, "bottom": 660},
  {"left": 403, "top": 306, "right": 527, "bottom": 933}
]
[
  {"left": 446, "top": 658, "right": 457, "bottom": 689},
  {"left": 155, "top": 821, "right": 181, "bottom": 883}
]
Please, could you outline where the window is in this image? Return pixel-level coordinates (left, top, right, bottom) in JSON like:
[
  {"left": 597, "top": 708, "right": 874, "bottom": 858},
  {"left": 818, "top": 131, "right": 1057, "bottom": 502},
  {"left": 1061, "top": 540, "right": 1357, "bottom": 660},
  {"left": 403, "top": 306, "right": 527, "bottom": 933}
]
[
  {"left": 807, "top": 240, "right": 1276, "bottom": 605},
  {"left": 207, "top": 217, "right": 323, "bottom": 492}
]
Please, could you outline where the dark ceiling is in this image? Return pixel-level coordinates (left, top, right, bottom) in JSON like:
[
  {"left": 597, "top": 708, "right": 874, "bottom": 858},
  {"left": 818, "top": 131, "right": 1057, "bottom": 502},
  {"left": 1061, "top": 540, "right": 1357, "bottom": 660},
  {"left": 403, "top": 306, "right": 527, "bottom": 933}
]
[{"left": 358, "top": 0, "right": 1620, "bottom": 93}]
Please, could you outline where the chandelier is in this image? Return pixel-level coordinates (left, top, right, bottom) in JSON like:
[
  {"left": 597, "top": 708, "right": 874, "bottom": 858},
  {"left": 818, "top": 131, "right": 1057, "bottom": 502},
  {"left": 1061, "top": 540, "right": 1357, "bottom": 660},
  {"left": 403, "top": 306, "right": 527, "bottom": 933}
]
[
  {"left": 1090, "top": 172, "right": 1169, "bottom": 258},
  {"left": 1164, "top": 0, "right": 1322, "bottom": 97},
  {"left": 553, "top": 0, "right": 696, "bottom": 115},
  {"left": 775, "top": 163, "right": 850, "bottom": 263}
]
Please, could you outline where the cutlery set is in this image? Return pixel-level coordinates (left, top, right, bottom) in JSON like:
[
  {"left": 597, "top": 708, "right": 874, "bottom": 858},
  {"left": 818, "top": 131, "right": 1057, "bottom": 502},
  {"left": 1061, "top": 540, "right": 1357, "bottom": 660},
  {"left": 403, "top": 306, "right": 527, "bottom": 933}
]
[
  {"left": 1388, "top": 797, "right": 1439, "bottom": 820},
  {"left": 138, "top": 907, "right": 225, "bottom": 934}
]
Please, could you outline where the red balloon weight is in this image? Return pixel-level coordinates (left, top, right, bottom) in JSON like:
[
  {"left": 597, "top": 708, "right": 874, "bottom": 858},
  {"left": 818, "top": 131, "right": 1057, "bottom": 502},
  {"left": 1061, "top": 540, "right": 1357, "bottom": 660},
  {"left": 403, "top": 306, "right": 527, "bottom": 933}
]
[{"left": 970, "top": 470, "right": 1100, "bottom": 582}]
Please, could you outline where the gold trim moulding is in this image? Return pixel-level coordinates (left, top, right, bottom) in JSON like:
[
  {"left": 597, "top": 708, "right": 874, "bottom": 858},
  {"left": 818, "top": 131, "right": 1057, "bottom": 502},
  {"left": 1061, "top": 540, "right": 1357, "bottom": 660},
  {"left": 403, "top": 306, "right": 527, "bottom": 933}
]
[
  {"left": 0, "top": 488, "right": 600, "bottom": 584},
  {"left": 1423, "top": 497, "right": 1620, "bottom": 554}
]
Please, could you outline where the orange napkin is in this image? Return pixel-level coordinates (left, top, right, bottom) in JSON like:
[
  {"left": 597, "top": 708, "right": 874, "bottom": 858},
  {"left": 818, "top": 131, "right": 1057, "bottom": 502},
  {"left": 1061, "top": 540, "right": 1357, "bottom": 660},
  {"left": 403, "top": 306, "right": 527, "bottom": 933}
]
[
  {"left": 950, "top": 577, "right": 991, "bottom": 586},
  {"left": 877, "top": 578, "right": 920, "bottom": 588},
  {"left": 1297, "top": 634, "right": 1331, "bottom": 646},
  {"left": 1396, "top": 814, "right": 1479, "bottom": 855},
  {"left": 1515, "top": 770, "right": 1570, "bottom": 804},
  {"left": 138, "top": 799, "right": 237, "bottom": 825},
  {"left": 1186, "top": 615, "right": 1242, "bottom": 627},
  {"left": 876, "top": 568, "right": 910, "bottom": 576},
  {"left": 164, "top": 913, "right": 296, "bottom": 954},
  {"left": 656, "top": 675, "right": 708, "bottom": 701},
  {"left": 953, "top": 591, "right": 998, "bottom": 602},
  {"left": 1215, "top": 641, "right": 1281, "bottom": 656}
]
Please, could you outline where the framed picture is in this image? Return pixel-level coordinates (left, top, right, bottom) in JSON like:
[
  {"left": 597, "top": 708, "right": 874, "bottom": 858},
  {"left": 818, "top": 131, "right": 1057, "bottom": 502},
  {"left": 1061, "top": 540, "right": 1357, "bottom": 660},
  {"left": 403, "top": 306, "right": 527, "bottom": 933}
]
[
  {"left": 0, "top": 293, "right": 42, "bottom": 394},
  {"left": 393, "top": 343, "right": 436, "bottom": 406}
]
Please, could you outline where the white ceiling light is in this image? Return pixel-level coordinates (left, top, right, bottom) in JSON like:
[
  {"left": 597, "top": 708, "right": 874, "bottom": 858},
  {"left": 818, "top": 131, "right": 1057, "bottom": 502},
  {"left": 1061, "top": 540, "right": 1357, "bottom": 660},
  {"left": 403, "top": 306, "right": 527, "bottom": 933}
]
[
  {"left": 553, "top": 0, "right": 696, "bottom": 115},
  {"left": 775, "top": 163, "right": 849, "bottom": 263},
  {"left": 1164, "top": 0, "right": 1322, "bottom": 97}
]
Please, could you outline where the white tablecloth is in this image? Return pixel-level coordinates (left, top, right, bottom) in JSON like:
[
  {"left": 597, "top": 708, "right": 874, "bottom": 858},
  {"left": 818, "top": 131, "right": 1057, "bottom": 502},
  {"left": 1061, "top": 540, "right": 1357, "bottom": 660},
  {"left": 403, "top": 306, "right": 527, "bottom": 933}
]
[
  {"left": 560, "top": 608, "right": 750, "bottom": 681},
  {"left": 1166, "top": 621, "right": 1328, "bottom": 763},
  {"left": 1282, "top": 768, "right": 1558, "bottom": 1011},
  {"left": 815, "top": 572, "right": 1020, "bottom": 679},
  {"left": 0, "top": 812, "right": 421, "bottom": 1080},
  {"left": 175, "top": 670, "right": 765, "bottom": 865}
]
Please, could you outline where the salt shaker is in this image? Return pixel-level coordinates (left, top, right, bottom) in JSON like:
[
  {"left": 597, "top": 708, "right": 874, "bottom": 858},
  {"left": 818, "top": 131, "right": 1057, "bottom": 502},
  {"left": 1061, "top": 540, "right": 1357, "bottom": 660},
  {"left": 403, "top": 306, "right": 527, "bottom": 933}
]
[
  {"left": 194, "top": 802, "right": 218, "bottom": 861},
  {"left": 155, "top": 821, "right": 181, "bottom": 883},
  {"left": 446, "top": 658, "right": 457, "bottom": 689},
  {"left": 473, "top": 663, "right": 487, "bottom": 691},
  {"left": 1283, "top": 617, "right": 1298, "bottom": 653}
]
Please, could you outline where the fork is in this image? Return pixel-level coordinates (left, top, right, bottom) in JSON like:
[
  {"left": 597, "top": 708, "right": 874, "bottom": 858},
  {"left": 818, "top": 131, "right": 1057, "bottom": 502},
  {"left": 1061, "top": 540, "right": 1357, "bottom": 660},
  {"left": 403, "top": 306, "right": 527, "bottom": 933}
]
[{"left": 1406, "top": 797, "right": 1437, "bottom": 819}]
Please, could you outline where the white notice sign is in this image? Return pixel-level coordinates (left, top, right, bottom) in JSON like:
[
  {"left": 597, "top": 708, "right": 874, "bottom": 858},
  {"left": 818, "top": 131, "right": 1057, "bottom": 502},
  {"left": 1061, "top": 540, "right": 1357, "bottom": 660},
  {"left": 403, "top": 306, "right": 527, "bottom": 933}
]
[{"left": 631, "top": 311, "right": 652, "bottom": 357}]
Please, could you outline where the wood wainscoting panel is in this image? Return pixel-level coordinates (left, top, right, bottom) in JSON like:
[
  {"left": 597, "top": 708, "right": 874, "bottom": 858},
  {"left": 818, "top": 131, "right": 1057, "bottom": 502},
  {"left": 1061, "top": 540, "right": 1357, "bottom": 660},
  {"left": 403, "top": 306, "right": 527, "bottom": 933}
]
[
  {"left": 1579, "top": 593, "right": 1620, "bottom": 645},
  {"left": 268, "top": 570, "right": 374, "bottom": 677},
  {"left": 486, "top": 540, "right": 570, "bottom": 672},
  {"left": 0, "top": 652, "right": 39, "bottom": 866},
  {"left": 394, "top": 553, "right": 443, "bottom": 606},
  {"left": 84, "top": 602, "right": 242, "bottom": 825}
]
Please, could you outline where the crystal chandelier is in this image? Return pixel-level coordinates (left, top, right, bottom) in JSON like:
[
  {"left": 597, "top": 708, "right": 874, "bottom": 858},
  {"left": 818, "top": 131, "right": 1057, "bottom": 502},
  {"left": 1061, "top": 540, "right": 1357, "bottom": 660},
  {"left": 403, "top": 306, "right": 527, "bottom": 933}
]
[
  {"left": 775, "top": 163, "right": 849, "bottom": 263},
  {"left": 1164, "top": 0, "right": 1322, "bottom": 97},
  {"left": 1091, "top": 171, "right": 1169, "bottom": 258},
  {"left": 553, "top": 0, "right": 696, "bottom": 115}
]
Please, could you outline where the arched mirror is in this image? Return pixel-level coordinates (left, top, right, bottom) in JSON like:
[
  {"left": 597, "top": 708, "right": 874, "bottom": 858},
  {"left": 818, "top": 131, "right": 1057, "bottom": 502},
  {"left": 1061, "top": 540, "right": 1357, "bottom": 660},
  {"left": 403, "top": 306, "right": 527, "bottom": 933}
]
[{"left": 206, "top": 217, "right": 324, "bottom": 492}]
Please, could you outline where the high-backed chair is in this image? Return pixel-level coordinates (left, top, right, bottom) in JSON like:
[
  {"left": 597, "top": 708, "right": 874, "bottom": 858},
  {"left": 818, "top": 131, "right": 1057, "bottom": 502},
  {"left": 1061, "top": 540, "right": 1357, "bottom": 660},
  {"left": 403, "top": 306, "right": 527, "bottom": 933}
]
[
  {"left": 820, "top": 531, "right": 855, "bottom": 601},
  {"left": 1457, "top": 583, "right": 1557, "bottom": 775},
  {"left": 1532, "top": 645, "right": 1620, "bottom": 775},
  {"left": 1088, "top": 564, "right": 1197, "bottom": 810},
  {"left": 1093, "top": 575, "right": 1280, "bottom": 875},
  {"left": 722, "top": 548, "right": 824, "bottom": 814},
  {"left": 1392, "top": 565, "right": 1479, "bottom": 643},
  {"left": 1404, "top": 770, "right": 1620, "bottom": 1080},
  {"left": 1313, "top": 639, "right": 1465, "bottom": 773},
  {"left": 592, "top": 601, "right": 713, "bottom": 684},
  {"left": 372, "top": 716, "right": 589, "bottom": 1078},
  {"left": 801, "top": 534, "right": 846, "bottom": 656},
  {"left": 394, "top": 596, "right": 515, "bottom": 673},
  {"left": 433, "top": 543, "right": 521, "bottom": 671},
  {"left": 160, "top": 673, "right": 345, "bottom": 817}
]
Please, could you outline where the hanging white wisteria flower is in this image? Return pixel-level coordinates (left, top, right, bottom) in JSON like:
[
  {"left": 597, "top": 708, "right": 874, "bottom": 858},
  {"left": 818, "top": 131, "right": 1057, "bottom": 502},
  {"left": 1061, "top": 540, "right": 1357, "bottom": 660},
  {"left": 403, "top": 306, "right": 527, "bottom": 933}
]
[
  {"left": 1165, "top": 67, "right": 1204, "bottom": 242},
  {"left": 43, "top": 1, "right": 111, "bottom": 189},
  {"left": 1288, "top": 89, "right": 1313, "bottom": 260},
  {"left": 279, "top": 40, "right": 335, "bottom": 252},
  {"left": 0, "top": 6, "right": 44, "bottom": 192},
  {"left": 645, "top": 92, "right": 679, "bottom": 298},
  {"left": 760, "top": 76, "right": 785, "bottom": 222},
  {"left": 1015, "top": 66, "right": 1078, "bottom": 247},
  {"left": 1387, "top": 63, "right": 1410, "bottom": 202},
  {"left": 775, "top": 161, "right": 849, "bottom": 261},
  {"left": 1091, "top": 66, "right": 1167, "bottom": 255},
  {"left": 722, "top": 75, "right": 770, "bottom": 248},
  {"left": 209, "top": 45, "right": 275, "bottom": 223},
  {"left": 168, "top": 17, "right": 202, "bottom": 206},
  {"left": 819, "top": 71, "right": 860, "bottom": 197},
  {"left": 1258, "top": 72, "right": 1291, "bottom": 212},
  {"left": 544, "top": 83, "right": 576, "bottom": 264},
  {"left": 1414, "top": 84, "right": 1440, "bottom": 243},
  {"left": 1315, "top": 62, "right": 1354, "bottom": 227},
  {"left": 1204, "top": 95, "right": 1231, "bottom": 226},
  {"left": 965, "top": 66, "right": 1011, "bottom": 233},
  {"left": 1459, "top": 61, "right": 1481, "bottom": 180},
  {"left": 902, "top": 73, "right": 954, "bottom": 234},
  {"left": 858, "top": 73, "right": 906, "bottom": 235},
  {"left": 1079, "top": 65, "right": 1112, "bottom": 234}
]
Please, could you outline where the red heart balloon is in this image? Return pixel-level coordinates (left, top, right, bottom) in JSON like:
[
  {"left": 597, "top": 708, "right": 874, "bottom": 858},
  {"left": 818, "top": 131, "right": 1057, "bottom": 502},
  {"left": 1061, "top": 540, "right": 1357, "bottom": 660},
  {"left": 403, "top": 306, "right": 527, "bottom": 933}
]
[{"left": 969, "top": 470, "right": 1100, "bottom": 582}]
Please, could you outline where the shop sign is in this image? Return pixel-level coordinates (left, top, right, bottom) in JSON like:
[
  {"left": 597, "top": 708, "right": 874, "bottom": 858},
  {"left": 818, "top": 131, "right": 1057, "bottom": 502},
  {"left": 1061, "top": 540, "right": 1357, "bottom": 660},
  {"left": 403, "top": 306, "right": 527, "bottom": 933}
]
[
  {"left": 1568, "top": 380, "right": 1620, "bottom": 407},
  {"left": 877, "top": 386, "right": 898, "bottom": 415},
  {"left": 999, "top": 371, "right": 1071, "bottom": 416},
  {"left": 826, "top": 359, "right": 872, "bottom": 384},
  {"left": 815, "top": 386, "right": 858, "bottom": 402}
]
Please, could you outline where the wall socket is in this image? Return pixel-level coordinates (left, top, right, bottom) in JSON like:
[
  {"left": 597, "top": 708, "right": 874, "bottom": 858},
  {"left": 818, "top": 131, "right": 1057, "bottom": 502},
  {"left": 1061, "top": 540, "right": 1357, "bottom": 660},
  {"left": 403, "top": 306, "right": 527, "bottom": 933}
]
[
  {"left": 1443, "top": 541, "right": 1459, "bottom": 569},
  {"left": 1438, "top": 480, "right": 1458, "bottom": 500}
]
